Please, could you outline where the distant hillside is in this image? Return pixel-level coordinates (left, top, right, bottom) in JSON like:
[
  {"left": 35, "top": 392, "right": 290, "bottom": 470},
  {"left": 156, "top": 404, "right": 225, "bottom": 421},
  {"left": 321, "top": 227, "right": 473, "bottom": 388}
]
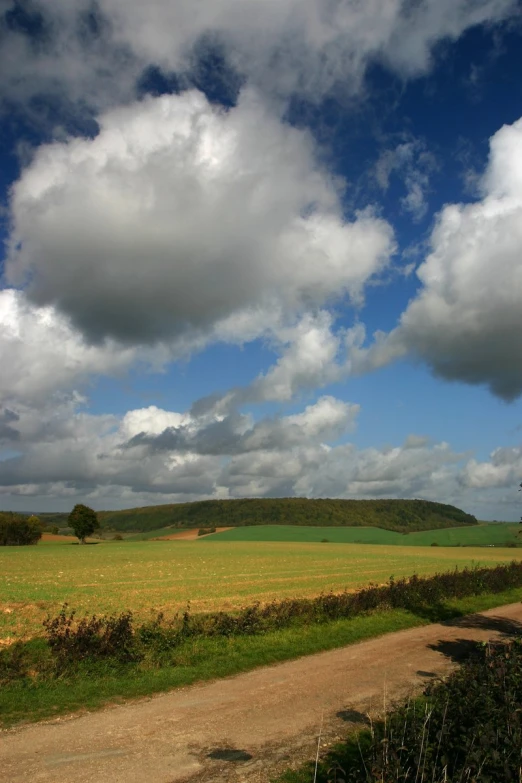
[{"left": 93, "top": 498, "right": 477, "bottom": 534}]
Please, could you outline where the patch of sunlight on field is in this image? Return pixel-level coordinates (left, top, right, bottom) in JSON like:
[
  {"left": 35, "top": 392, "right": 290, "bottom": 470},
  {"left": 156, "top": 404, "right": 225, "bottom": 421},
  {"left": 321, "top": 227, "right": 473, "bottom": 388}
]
[{"left": 1, "top": 540, "right": 522, "bottom": 642}]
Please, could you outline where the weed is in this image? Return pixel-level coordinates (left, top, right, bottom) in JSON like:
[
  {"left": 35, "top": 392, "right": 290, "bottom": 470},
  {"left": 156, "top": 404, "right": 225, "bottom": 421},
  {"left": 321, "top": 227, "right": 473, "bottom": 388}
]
[
  {"left": 290, "top": 638, "right": 522, "bottom": 782},
  {"left": 43, "top": 605, "right": 138, "bottom": 664}
]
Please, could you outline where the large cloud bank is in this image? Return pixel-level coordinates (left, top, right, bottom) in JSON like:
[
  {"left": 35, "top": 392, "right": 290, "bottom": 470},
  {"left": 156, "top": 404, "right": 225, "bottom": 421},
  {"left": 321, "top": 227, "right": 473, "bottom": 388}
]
[
  {"left": 0, "top": 393, "right": 484, "bottom": 516},
  {"left": 0, "top": 0, "right": 516, "bottom": 111},
  {"left": 0, "top": 1, "right": 521, "bottom": 516}
]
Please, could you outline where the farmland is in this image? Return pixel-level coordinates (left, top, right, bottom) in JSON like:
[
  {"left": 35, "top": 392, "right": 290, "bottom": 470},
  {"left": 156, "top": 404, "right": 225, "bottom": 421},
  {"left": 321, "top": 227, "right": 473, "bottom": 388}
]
[
  {"left": 2, "top": 538, "right": 522, "bottom": 643},
  {"left": 208, "top": 522, "right": 522, "bottom": 547}
]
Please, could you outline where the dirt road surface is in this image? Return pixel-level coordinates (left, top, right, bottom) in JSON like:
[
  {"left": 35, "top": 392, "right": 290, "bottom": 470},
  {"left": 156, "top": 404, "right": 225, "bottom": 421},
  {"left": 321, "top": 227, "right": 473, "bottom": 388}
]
[{"left": 2, "top": 602, "right": 522, "bottom": 783}]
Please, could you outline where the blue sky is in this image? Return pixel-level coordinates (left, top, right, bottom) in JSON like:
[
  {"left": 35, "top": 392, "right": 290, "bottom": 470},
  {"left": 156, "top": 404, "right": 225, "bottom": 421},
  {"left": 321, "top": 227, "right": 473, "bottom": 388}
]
[{"left": 0, "top": 1, "right": 521, "bottom": 519}]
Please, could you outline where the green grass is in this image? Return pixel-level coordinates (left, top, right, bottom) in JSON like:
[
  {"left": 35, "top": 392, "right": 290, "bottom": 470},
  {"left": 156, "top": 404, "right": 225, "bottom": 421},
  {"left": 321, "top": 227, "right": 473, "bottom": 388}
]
[
  {"left": 208, "top": 523, "right": 522, "bottom": 547},
  {"left": 2, "top": 586, "right": 522, "bottom": 729},
  {"left": 3, "top": 539, "right": 522, "bottom": 641},
  {"left": 208, "top": 525, "right": 402, "bottom": 544}
]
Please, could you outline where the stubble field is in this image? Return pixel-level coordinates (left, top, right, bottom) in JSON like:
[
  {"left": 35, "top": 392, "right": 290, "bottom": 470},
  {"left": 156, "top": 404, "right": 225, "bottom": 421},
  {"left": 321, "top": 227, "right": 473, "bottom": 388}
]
[{"left": 2, "top": 539, "right": 522, "bottom": 644}]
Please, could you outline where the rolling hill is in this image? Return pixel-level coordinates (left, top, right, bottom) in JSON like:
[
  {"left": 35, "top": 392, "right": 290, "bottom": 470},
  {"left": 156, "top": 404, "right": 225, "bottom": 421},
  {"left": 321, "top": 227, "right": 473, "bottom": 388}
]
[{"left": 83, "top": 498, "right": 480, "bottom": 534}]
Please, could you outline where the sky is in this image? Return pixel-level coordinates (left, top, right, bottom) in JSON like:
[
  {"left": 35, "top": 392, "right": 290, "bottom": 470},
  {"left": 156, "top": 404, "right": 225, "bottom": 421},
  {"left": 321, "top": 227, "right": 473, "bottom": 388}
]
[{"left": 0, "top": 1, "right": 522, "bottom": 520}]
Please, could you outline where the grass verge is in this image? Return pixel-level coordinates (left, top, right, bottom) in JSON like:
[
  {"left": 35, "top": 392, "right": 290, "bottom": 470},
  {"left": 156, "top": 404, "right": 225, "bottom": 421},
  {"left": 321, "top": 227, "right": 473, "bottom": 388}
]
[{"left": 2, "top": 586, "right": 522, "bottom": 729}]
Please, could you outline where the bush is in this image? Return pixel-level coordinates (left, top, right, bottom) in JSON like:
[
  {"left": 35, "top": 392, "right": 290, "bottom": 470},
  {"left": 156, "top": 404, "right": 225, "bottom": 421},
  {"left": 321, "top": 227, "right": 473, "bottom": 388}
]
[
  {"left": 0, "top": 512, "right": 43, "bottom": 545},
  {"left": 197, "top": 527, "right": 217, "bottom": 536},
  {"left": 308, "top": 638, "right": 522, "bottom": 782},
  {"left": 43, "top": 606, "right": 138, "bottom": 664}
]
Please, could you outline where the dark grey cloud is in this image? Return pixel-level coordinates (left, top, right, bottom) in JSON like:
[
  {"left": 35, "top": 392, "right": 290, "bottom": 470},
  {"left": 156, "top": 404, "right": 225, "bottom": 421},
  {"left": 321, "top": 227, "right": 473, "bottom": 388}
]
[{"left": 0, "top": 408, "right": 19, "bottom": 441}]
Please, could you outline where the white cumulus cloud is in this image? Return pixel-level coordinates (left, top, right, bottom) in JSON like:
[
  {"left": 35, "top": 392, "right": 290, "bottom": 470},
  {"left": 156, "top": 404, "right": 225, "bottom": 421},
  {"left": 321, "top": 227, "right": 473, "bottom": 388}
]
[
  {"left": 6, "top": 89, "right": 394, "bottom": 347},
  {"left": 354, "top": 116, "right": 522, "bottom": 400},
  {"left": 461, "top": 446, "right": 522, "bottom": 489},
  {"left": 0, "top": 289, "right": 139, "bottom": 406}
]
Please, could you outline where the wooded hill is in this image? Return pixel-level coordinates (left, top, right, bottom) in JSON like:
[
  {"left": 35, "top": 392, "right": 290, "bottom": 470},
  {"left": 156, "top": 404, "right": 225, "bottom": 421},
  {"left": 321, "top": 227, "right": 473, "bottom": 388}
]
[{"left": 85, "top": 498, "right": 478, "bottom": 534}]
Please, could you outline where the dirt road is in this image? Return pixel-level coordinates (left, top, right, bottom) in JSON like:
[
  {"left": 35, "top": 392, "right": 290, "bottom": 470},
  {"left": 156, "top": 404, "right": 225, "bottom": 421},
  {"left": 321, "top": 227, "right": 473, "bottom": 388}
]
[{"left": 2, "top": 602, "right": 522, "bottom": 783}]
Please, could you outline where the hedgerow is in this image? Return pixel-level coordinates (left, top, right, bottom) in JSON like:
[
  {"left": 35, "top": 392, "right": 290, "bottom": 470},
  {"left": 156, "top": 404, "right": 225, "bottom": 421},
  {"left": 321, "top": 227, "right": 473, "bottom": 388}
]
[{"left": 37, "top": 561, "right": 522, "bottom": 666}]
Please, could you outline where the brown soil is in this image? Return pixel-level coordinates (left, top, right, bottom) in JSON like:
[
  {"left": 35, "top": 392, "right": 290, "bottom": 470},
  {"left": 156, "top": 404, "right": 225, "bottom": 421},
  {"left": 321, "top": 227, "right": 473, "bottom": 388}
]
[
  {"left": 153, "top": 527, "right": 233, "bottom": 540},
  {"left": 2, "top": 602, "right": 522, "bottom": 783}
]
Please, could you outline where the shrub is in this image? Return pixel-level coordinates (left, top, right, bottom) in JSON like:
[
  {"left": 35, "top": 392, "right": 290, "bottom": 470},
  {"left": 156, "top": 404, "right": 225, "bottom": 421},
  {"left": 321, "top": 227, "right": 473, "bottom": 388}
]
[
  {"left": 43, "top": 606, "right": 138, "bottom": 664},
  {"left": 309, "top": 638, "right": 522, "bottom": 782},
  {"left": 197, "top": 527, "right": 217, "bottom": 536},
  {"left": 0, "top": 512, "right": 43, "bottom": 545}
]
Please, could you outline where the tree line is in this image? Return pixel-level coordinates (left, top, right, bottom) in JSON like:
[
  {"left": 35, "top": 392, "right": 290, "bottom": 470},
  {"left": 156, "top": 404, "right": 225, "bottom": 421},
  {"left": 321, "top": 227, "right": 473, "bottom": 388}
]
[{"left": 0, "top": 505, "right": 99, "bottom": 546}]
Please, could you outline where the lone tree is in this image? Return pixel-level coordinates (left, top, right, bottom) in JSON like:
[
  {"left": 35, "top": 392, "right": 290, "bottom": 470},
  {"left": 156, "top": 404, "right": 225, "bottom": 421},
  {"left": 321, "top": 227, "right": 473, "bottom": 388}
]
[{"left": 68, "top": 504, "right": 99, "bottom": 544}]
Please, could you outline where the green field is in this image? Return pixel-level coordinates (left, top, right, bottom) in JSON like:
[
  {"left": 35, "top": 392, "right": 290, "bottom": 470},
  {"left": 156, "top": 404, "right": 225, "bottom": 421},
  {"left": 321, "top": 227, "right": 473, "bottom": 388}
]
[
  {"left": 208, "top": 522, "right": 521, "bottom": 546},
  {"left": 2, "top": 538, "right": 522, "bottom": 643}
]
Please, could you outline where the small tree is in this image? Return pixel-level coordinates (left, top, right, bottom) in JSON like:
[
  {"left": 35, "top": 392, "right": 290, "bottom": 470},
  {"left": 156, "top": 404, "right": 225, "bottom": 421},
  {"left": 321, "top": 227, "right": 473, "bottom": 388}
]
[{"left": 68, "top": 504, "right": 99, "bottom": 544}]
